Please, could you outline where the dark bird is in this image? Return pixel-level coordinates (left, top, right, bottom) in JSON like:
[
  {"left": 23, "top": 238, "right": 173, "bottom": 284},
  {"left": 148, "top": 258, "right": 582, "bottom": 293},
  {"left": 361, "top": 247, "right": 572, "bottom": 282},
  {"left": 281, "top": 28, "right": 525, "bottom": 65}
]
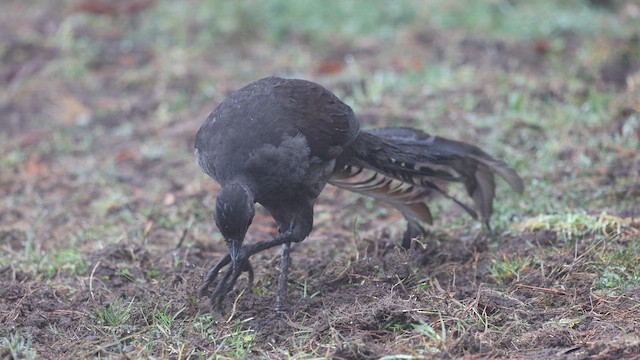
[{"left": 195, "top": 76, "right": 524, "bottom": 311}]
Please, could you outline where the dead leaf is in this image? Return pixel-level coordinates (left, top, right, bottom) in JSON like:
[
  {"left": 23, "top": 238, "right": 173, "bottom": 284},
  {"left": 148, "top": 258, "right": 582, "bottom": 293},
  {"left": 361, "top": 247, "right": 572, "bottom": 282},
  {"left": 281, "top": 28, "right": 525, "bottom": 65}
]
[
  {"left": 531, "top": 39, "right": 550, "bottom": 55},
  {"left": 163, "top": 193, "right": 176, "bottom": 206},
  {"left": 19, "top": 130, "right": 49, "bottom": 147},
  {"left": 391, "top": 58, "right": 423, "bottom": 71},
  {"left": 143, "top": 220, "right": 153, "bottom": 238},
  {"left": 24, "top": 156, "right": 48, "bottom": 176},
  {"left": 72, "top": 0, "right": 156, "bottom": 16},
  {"left": 56, "top": 93, "right": 92, "bottom": 125},
  {"left": 115, "top": 148, "right": 137, "bottom": 163},
  {"left": 315, "top": 60, "right": 344, "bottom": 75}
]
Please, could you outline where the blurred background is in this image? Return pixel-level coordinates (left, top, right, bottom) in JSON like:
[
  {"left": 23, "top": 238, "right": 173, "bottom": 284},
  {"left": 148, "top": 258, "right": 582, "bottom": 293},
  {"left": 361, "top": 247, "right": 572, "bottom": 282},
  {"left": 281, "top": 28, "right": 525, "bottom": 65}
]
[{"left": 1, "top": 0, "right": 639, "bottom": 358}]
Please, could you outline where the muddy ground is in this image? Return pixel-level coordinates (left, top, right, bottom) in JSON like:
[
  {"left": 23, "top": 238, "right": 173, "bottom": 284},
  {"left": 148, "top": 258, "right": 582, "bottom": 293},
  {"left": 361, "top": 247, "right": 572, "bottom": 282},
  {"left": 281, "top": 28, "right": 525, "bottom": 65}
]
[{"left": 1, "top": 1, "right": 640, "bottom": 359}]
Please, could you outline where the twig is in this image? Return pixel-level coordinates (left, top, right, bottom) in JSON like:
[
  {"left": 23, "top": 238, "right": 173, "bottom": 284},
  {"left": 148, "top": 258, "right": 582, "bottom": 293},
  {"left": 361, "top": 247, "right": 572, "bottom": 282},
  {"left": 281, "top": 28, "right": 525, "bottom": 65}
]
[
  {"left": 177, "top": 215, "right": 194, "bottom": 249},
  {"left": 226, "top": 287, "right": 246, "bottom": 324},
  {"left": 516, "top": 283, "right": 568, "bottom": 295},
  {"left": 89, "top": 261, "right": 101, "bottom": 302}
]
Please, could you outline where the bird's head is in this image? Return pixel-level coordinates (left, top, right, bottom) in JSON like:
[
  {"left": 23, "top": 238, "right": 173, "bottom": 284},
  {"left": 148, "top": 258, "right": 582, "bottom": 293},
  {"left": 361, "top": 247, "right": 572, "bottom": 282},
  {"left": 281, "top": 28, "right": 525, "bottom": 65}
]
[{"left": 214, "top": 183, "right": 255, "bottom": 269}]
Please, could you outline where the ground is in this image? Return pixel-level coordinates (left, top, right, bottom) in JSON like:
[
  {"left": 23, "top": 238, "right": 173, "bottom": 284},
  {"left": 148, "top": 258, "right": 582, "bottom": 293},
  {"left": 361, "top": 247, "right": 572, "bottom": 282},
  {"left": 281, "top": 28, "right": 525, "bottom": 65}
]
[{"left": 1, "top": 0, "right": 640, "bottom": 359}]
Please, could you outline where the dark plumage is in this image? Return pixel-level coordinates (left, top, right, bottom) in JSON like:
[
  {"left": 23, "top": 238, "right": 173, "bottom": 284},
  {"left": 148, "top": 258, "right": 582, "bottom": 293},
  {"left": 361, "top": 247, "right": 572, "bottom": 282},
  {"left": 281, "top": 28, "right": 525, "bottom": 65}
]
[{"left": 195, "top": 76, "right": 524, "bottom": 310}]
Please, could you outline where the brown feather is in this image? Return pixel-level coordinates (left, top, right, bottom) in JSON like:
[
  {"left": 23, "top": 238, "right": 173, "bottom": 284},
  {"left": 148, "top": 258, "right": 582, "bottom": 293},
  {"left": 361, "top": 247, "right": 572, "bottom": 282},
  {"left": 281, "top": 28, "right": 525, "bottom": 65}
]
[{"left": 330, "top": 165, "right": 434, "bottom": 226}]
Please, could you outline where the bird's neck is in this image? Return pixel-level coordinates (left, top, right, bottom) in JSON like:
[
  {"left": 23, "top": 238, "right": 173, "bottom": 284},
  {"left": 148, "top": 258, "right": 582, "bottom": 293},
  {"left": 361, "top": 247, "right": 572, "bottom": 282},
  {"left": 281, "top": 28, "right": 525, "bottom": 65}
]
[{"left": 221, "top": 181, "right": 255, "bottom": 203}]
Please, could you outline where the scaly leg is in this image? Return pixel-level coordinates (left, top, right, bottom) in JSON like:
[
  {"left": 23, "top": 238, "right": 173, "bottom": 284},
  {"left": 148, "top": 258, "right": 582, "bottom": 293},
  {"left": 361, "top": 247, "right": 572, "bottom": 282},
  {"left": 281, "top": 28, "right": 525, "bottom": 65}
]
[
  {"left": 275, "top": 242, "right": 291, "bottom": 311},
  {"left": 199, "top": 231, "right": 296, "bottom": 309}
]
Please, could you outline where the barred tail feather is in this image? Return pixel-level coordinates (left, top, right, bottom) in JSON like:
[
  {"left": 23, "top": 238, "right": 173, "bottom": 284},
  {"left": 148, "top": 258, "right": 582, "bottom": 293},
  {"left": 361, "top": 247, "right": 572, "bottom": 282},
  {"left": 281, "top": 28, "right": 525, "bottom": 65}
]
[
  {"left": 329, "top": 165, "right": 433, "bottom": 248},
  {"left": 344, "top": 127, "right": 523, "bottom": 232}
]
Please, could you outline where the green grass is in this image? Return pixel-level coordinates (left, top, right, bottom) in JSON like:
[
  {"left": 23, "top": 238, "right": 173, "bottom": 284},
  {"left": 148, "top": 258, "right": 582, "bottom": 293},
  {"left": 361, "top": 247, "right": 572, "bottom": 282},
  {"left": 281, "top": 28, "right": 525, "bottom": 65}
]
[
  {"left": 0, "top": 332, "right": 37, "bottom": 360},
  {"left": 411, "top": 319, "right": 447, "bottom": 350},
  {"left": 516, "top": 212, "right": 631, "bottom": 241},
  {"left": 594, "top": 239, "right": 640, "bottom": 294},
  {"left": 94, "top": 299, "right": 134, "bottom": 327},
  {"left": 423, "top": 0, "right": 634, "bottom": 38},
  {"left": 43, "top": 248, "right": 90, "bottom": 278},
  {"left": 214, "top": 320, "right": 256, "bottom": 358},
  {"left": 489, "top": 255, "right": 532, "bottom": 284}
]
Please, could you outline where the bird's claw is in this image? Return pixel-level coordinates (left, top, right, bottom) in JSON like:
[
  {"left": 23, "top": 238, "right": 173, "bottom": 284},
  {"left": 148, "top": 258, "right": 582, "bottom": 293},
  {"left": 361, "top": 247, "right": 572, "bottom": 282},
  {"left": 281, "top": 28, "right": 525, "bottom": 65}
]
[{"left": 198, "top": 252, "right": 254, "bottom": 309}]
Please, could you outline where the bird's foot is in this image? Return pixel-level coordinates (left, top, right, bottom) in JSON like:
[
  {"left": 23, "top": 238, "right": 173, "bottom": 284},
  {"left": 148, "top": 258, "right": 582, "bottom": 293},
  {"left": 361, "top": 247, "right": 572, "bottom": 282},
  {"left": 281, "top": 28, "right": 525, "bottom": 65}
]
[
  {"left": 199, "top": 233, "right": 296, "bottom": 311},
  {"left": 274, "top": 278, "right": 288, "bottom": 313},
  {"left": 198, "top": 251, "right": 254, "bottom": 309}
]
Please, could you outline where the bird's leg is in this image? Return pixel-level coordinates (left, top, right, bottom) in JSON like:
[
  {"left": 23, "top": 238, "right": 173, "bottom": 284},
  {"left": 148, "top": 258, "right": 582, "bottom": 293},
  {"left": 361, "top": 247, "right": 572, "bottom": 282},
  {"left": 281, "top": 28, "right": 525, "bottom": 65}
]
[
  {"left": 198, "top": 252, "right": 254, "bottom": 308},
  {"left": 198, "top": 230, "right": 296, "bottom": 309},
  {"left": 198, "top": 254, "right": 231, "bottom": 296},
  {"left": 208, "top": 262, "right": 234, "bottom": 307},
  {"left": 275, "top": 242, "right": 291, "bottom": 312}
]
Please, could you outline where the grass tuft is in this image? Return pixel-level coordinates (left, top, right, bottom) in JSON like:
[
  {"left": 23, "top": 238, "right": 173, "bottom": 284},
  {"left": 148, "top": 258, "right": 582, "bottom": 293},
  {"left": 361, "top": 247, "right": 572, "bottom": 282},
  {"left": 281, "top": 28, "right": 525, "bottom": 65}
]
[
  {"left": 514, "top": 212, "right": 633, "bottom": 241},
  {"left": 0, "top": 333, "right": 36, "bottom": 360}
]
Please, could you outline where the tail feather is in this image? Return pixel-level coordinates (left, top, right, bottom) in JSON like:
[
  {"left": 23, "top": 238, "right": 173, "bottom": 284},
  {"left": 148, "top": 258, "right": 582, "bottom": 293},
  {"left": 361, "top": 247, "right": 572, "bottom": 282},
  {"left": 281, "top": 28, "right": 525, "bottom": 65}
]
[
  {"left": 339, "top": 127, "right": 523, "bottom": 240},
  {"left": 329, "top": 164, "right": 433, "bottom": 248},
  {"left": 468, "top": 154, "right": 524, "bottom": 194}
]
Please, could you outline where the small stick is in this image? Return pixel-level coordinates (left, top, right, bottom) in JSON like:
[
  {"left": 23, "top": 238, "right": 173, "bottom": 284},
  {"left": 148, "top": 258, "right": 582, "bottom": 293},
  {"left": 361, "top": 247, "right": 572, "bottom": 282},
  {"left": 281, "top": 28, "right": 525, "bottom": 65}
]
[
  {"left": 177, "top": 215, "right": 194, "bottom": 249},
  {"left": 226, "top": 287, "right": 246, "bottom": 323},
  {"left": 516, "top": 283, "right": 568, "bottom": 295},
  {"left": 89, "top": 261, "right": 101, "bottom": 301}
]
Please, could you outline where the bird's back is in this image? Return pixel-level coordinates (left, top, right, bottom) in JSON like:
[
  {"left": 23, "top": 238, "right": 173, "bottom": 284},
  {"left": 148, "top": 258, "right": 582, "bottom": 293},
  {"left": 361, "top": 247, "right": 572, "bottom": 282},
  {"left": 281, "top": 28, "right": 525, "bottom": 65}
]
[{"left": 195, "top": 76, "right": 359, "bottom": 192}]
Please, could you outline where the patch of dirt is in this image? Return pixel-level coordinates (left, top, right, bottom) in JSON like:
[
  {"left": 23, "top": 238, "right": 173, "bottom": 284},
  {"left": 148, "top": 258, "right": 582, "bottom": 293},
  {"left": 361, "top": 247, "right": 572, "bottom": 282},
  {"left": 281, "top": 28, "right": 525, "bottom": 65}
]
[{"left": 2, "top": 222, "right": 640, "bottom": 358}]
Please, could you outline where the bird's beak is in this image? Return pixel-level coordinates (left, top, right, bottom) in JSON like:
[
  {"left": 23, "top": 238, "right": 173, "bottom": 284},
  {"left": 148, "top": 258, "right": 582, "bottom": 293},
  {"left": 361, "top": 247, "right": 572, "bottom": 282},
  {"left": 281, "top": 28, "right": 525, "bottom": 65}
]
[{"left": 228, "top": 239, "right": 241, "bottom": 270}]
